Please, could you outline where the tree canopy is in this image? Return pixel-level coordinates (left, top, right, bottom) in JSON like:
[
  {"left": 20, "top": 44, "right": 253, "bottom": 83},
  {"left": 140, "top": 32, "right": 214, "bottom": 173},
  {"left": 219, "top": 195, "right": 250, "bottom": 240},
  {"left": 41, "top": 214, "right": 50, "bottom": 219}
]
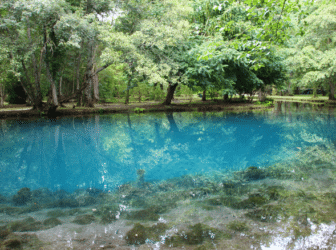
[{"left": 0, "top": 0, "right": 335, "bottom": 111}]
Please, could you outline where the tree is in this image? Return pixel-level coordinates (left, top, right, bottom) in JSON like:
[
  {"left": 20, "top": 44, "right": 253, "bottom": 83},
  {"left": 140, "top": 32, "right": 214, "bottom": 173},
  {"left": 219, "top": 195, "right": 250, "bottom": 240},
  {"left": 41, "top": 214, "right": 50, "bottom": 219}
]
[
  {"left": 286, "top": 3, "right": 336, "bottom": 100},
  {"left": 185, "top": 0, "right": 288, "bottom": 102},
  {"left": 0, "top": 0, "right": 115, "bottom": 113},
  {"left": 102, "top": 0, "right": 192, "bottom": 105}
]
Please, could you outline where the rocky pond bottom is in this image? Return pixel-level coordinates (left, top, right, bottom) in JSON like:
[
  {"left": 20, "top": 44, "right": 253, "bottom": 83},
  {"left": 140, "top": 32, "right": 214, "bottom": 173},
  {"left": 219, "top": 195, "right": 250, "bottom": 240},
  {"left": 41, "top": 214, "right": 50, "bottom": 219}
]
[{"left": 1, "top": 143, "right": 336, "bottom": 250}]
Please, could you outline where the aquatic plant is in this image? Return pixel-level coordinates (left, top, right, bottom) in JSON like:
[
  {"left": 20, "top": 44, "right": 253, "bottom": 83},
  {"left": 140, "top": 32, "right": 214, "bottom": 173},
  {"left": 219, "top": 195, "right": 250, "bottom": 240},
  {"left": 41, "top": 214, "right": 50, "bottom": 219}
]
[
  {"left": 12, "top": 187, "right": 31, "bottom": 206},
  {"left": 125, "top": 223, "right": 147, "bottom": 245},
  {"left": 126, "top": 206, "right": 162, "bottom": 221},
  {"left": 93, "top": 205, "right": 119, "bottom": 224},
  {"left": 43, "top": 218, "right": 62, "bottom": 228},
  {"left": 46, "top": 209, "right": 67, "bottom": 218},
  {"left": 226, "top": 220, "right": 249, "bottom": 232},
  {"left": 246, "top": 204, "right": 283, "bottom": 222},
  {"left": 0, "top": 205, "right": 23, "bottom": 215},
  {"left": 72, "top": 214, "right": 96, "bottom": 225},
  {"left": 0, "top": 233, "right": 45, "bottom": 249},
  {"left": 236, "top": 194, "right": 268, "bottom": 209},
  {"left": 125, "top": 222, "right": 168, "bottom": 245},
  {"left": 2, "top": 238, "right": 22, "bottom": 248},
  {"left": 0, "top": 226, "right": 10, "bottom": 239},
  {"left": 165, "top": 223, "right": 225, "bottom": 247},
  {"left": 6, "top": 217, "right": 43, "bottom": 232},
  {"left": 243, "top": 166, "right": 266, "bottom": 181}
]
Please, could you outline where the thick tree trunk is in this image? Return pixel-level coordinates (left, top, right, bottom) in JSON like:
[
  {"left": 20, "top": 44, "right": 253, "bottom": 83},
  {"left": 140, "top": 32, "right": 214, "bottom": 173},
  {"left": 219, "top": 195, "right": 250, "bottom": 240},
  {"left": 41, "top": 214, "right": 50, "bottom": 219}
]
[
  {"left": 125, "top": 88, "right": 130, "bottom": 104},
  {"left": 328, "top": 81, "right": 335, "bottom": 100},
  {"left": 76, "top": 49, "right": 83, "bottom": 106},
  {"left": 93, "top": 68, "right": 99, "bottom": 102},
  {"left": 223, "top": 93, "right": 229, "bottom": 101},
  {"left": 45, "top": 63, "right": 59, "bottom": 113},
  {"left": 202, "top": 90, "right": 206, "bottom": 101},
  {"left": 84, "top": 75, "right": 94, "bottom": 107},
  {"left": 162, "top": 83, "right": 178, "bottom": 105}
]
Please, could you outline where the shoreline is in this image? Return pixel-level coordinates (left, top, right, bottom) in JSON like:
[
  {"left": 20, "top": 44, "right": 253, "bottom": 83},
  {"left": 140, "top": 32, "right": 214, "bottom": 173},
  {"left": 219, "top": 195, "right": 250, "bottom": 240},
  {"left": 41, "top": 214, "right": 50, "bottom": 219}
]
[{"left": 0, "top": 99, "right": 274, "bottom": 119}]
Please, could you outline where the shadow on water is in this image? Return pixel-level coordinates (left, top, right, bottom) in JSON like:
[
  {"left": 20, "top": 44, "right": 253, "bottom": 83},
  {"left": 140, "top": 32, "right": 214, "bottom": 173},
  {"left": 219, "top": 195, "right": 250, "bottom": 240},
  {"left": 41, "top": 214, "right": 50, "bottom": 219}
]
[{"left": 0, "top": 102, "right": 336, "bottom": 249}]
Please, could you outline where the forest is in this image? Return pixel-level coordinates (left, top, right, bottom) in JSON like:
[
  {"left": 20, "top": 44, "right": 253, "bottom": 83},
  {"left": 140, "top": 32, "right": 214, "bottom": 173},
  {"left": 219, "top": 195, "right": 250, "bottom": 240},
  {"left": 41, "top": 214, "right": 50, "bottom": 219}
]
[{"left": 0, "top": 0, "right": 335, "bottom": 114}]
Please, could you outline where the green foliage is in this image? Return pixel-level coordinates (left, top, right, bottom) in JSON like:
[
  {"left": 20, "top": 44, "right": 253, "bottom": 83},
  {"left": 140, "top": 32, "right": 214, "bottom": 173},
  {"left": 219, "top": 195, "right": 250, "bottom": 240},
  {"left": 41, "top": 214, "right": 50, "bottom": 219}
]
[{"left": 134, "top": 107, "right": 145, "bottom": 113}]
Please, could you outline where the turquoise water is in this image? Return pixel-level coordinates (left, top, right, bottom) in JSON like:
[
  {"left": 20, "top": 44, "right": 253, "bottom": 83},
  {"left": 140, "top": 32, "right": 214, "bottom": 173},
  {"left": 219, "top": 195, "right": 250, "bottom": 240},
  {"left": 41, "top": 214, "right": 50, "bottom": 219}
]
[
  {"left": 0, "top": 103, "right": 335, "bottom": 195},
  {"left": 1, "top": 102, "right": 336, "bottom": 249}
]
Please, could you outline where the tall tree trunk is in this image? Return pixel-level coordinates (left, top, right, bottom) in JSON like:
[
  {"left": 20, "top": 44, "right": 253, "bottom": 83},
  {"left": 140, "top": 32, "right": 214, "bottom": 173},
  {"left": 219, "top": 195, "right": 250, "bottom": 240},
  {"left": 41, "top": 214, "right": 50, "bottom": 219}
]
[
  {"left": 328, "top": 80, "right": 335, "bottom": 100},
  {"left": 223, "top": 93, "right": 229, "bottom": 101},
  {"left": 202, "top": 90, "right": 206, "bottom": 101},
  {"left": 19, "top": 78, "right": 34, "bottom": 106},
  {"left": 0, "top": 84, "right": 4, "bottom": 107},
  {"left": 162, "top": 83, "right": 178, "bottom": 105},
  {"left": 93, "top": 66, "right": 99, "bottom": 102},
  {"left": 45, "top": 64, "right": 59, "bottom": 113},
  {"left": 76, "top": 49, "right": 83, "bottom": 106},
  {"left": 84, "top": 74, "right": 93, "bottom": 107},
  {"left": 125, "top": 87, "right": 130, "bottom": 104}
]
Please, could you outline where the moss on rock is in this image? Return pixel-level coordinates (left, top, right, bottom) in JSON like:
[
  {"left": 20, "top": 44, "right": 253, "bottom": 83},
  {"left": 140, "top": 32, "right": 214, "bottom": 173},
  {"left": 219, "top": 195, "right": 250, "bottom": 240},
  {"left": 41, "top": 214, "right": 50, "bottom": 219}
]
[
  {"left": 226, "top": 220, "right": 249, "bottom": 232},
  {"left": 72, "top": 214, "right": 95, "bottom": 225},
  {"left": 165, "top": 223, "right": 225, "bottom": 247},
  {"left": 125, "top": 222, "right": 168, "bottom": 245},
  {"left": 43, "top": 218, "right": 62, "bottom": 228},
  {"left": 7, "top": 217, "right": 43, "bottom": 232}
]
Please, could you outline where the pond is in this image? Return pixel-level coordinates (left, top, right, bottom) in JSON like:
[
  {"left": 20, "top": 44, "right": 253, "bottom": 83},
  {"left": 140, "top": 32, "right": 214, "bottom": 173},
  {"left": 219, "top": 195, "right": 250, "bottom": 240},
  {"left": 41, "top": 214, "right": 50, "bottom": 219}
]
[{"left": 0, "top": 101, "right": 336, "bottom": 249}]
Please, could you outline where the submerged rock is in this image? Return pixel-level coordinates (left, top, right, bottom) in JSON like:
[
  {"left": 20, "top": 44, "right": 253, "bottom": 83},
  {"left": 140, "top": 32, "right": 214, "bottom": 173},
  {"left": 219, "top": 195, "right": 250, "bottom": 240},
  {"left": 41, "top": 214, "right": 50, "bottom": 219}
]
[
  {"left": 93, "top": 205, "right": 119, "bottom": 224},
  {"left": 43, "top": 218, "right": 62, "bottom": 228},
  {"left": 3, "top": 238, "right": 21, "bottom": 248},
  {"left": 72, "top": 214, "right": 96, "bottom": 225},
  {"left": 244, "top": 166, "right": 266, "bottom": 181},
  {"left": 165, "top": 223, "right": 227, "bottom": 247},
  {"left": 226, "top": 220, "right": 249, "bottom": 232},
  {"left": 126, "top": 223, "right": 168, "bottom": 245},
  {"left": 7, "top": 217, "right": 43, "bottom": 232},
  {"left": 125, "top": 223, "right": 147, "bottom": 245},
  {"left": 12, "top": 187, "right": 31, "bottom": 206}
]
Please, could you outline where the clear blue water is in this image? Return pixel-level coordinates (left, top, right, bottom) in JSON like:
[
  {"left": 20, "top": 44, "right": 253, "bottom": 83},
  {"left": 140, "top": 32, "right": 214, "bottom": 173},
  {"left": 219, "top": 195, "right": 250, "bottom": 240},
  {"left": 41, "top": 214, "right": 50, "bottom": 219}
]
[{"left": 1, "top": 103, "right": 335, "bottom": 196}]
